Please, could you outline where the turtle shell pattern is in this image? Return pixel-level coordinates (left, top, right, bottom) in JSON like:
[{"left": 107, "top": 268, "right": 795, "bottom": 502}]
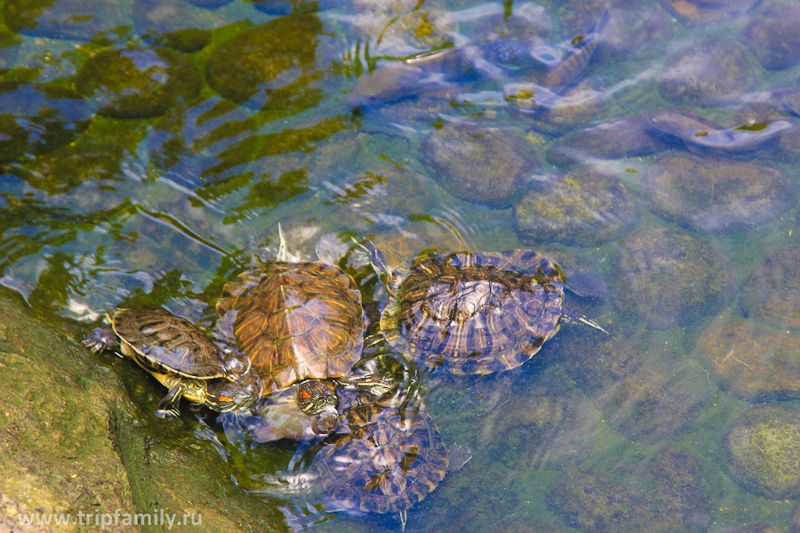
[
  {"left": 111, "top": 308, "right": 228, "bottom": 379},
  {"left": 314, "top": 392, "right": 448, "bottom": 514},
  {"left": 381, "top": 250, "right": 564, "bottom": 375},
  {"left": 216, "top": 261, "right": 365, "bottom": 392}
]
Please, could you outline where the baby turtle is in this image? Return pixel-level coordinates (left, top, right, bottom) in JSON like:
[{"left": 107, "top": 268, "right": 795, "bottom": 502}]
[
  {"left": 84, "top": 308, "right": 258, "bottom": 417},
  {"left": 379, "top": 249, "right": 606, "bottom": 375}
]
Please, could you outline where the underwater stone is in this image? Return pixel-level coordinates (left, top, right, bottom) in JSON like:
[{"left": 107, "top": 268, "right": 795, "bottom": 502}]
[
  {"left": 2, "top": 0, "right": 129, "bottom": 40},
  {"left": 610, "top": 225, "right": 728, "bottom": 330},
  {"left": 204, "top": 15, "right": 323, "bottom": 104},
  {"left": 743, "top": 0, "right": 800, "bottom": 70},
  {"left": 740, "top": 246, "right": 800, "bottom": 332},
  {"left": 695, "top": 313, "right": 800, "bottom": 402},
  {"left": 642, "top": 153, "right": 795, "bottom": 233},
  {"left": 420, "top": 121, "right": 540, "bottom": 208},
  {"left": 76, "top": 46, "right": 202, "bottom": 119},
  {"left": 659, "top": 40, "right": 758, "bottom": 104},
  {"left": 724, "top": 405, "right": 800, "bottom": 500},
  {"left": 0, "top": 81, "right": 93, "bottom": 164},
  {"left": 514, "top": 167, "right": 639, "bottom": 247}
]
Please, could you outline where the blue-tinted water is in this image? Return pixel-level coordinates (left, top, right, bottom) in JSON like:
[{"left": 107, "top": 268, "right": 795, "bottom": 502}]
[{"left": 2, "top": 0, "right": 800, "bottom": 531}]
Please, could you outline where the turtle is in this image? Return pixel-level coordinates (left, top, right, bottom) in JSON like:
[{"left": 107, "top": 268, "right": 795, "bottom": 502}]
[
  {"left": 214, "top": 228, "right": 394, "bottom": 435},
  {"left": 377, "top": 249, "right": 607, "bottom": 375},
  {"left": 313, "top": 390, "right": 449, "bottom": 529},
  {"left": 84, "top": 307, "right": 259, "bottom": 417}
]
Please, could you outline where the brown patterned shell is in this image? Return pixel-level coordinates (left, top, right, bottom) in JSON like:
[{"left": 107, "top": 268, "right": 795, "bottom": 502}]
[
  {"left": 111, "top": 308, "right": 228, "bottom": 379},
  {"left": 216, "top": 261, "right": 365, "bottom": 391},
  {"left": 380, "top": 250, "right": 564, "bottom": 375},
  {"left": 314, "top": 392, "right": 448, "bottom": 514}
]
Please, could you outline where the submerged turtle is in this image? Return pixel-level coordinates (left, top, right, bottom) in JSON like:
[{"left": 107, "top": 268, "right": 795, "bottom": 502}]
[
  {"left": 84, "top": 308, "right": 258, "bottom": 417},
  {"left": 315, "top": 391, "right": 448, "bottom": 528},
  {"left": 378, "top": 249, "right": 607, "bottom": 375}
]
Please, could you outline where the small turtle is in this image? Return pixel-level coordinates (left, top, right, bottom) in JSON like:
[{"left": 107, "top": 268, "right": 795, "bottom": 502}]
[
  {"left": 314, "top": 391, "right": 448, "bottom": 529},
  {"left": 378, "top": 249, "right": 607, "bottom": 375},
  {"left": 84, "top": 308, "right": 258, "bottom": 417}
]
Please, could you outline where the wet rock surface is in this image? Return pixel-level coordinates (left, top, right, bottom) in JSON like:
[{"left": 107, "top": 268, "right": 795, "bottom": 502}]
[
  {"left": 76, "top": 47, "right": 202, "bottom": 119},
  {"left": 514, "top": 167, "right": 639, "bottom": 247},
  {"left": 641, "top": 153, "right": 795, "bottom": 233},
  {"left": 0, "top": 285, "right": 287, "bottom": 532},
  {"left": 610, "top": 226, "right": 729, "bottom": 330},
  {"left": 420, "top": 121, "right": 540, "bottom": 207},
  {"left": 741, "top": 246, "right": 800, "bottom": 332},
  {"left": 724, "top": 405, "right": 800, "bottom": 500}
]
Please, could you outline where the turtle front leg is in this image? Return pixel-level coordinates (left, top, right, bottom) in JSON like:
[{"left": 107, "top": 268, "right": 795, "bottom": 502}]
[
  {"left": 338, "top": 374, "right": 397, "bottom": 399},
  {"left": 155, "top": 382, "right": 187, "bottom": 418},
  {"left": 83, "top": 327, "right": 120, "bottom": 353}
]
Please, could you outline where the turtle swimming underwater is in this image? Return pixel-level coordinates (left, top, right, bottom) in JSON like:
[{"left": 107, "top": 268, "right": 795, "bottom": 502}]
[
  {"left": 84, "top": 307, "right": 258, "bottom": 417},
  {"left": 378, "top": 249, "right": 607, "bottom": 375}
]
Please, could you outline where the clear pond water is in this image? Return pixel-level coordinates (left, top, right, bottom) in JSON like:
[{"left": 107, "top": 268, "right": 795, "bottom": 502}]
[{"left": 2, "top": 0, "right": 800, "bottom": 531}]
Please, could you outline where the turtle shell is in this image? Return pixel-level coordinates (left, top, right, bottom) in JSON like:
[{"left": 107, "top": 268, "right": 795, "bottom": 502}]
[
  {"left": 215, "top": 261, "right": 365, "bottom": 392},
  {"left": 111, "top": 308, "right": 229, "bottom": 379},
  {"left": 380, "top": 250, "right": 564, "bottom": 375},
  {"left": 314, "top": 392, "right": 448, "bottom": 515}
]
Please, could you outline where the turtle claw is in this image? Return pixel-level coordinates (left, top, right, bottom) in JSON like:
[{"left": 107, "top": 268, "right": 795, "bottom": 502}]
[
  {"left": 156, "top": 384, "right": 184, "bottom": 418},
  {"left": 82, "top": 327, "right": 118, "bottom": 353}
]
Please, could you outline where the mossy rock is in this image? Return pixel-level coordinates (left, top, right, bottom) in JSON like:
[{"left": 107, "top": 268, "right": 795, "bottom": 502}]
[
  {"left": 695, "top": 312, "right": 800, "bottom": 401},
  {"left": 723, "top": 405, "right": 800, "bottom": 500},
  {"left": 76, "top": 46, "right": 202, "bottom": 119},
  {"left": 420, "top": 121, "right": 539, "bottom": 208},
  {"left": 514, "top": 168, "right": 639, "bottom": 247},
  {"left": 611, "top": 225, "right": 729, "bottom": 330},
  {"left": 204, "top": 15, "right": 323, "bottom": 104},
  {"left": 0, "top": 285, "right": 287, "bottom": 532}
]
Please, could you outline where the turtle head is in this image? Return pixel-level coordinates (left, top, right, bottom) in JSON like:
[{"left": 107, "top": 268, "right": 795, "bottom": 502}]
[
  {"left": 206, "top": 379, "right": 260, "bottom": 412},
  {"left": 296, "top": 380, "right": 340, "bottom": 434},
  {"left": 219, "top": 345, "right": 251, "bottom": 377},
  {"left": 311, "top": 405, "right": 339, "bottom": 435}
]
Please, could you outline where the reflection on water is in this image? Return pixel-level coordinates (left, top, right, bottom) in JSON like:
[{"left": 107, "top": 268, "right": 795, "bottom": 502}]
[{"left": 3, "top": 0, "right": 800, "bottom": 530}]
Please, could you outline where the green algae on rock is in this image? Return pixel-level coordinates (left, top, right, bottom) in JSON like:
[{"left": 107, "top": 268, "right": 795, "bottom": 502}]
[
  {"left": 694, "top": 313, "right": 800, "bottom": 402},
  {"left": 724, "top": 406, "right": 800, "bottom": 500},
  {"left": 420, "top": 121, "right": 540, "bottom": 208},
  {"left": 204, "top": 15, "right": 325, "bottom": 105},
  {"left": 741, "top": 246, "right": 800, "bottom": 333},
  {"left": 76, "top": 46, "right": 202, "bottom": 119},
  {"left": 514, "top": 168, "right": 639, "bottom": 247},
  {"left": 610, "top": 225, "right": 728, "bottom": 330},
  {"left": 641, "top": 153, "right": 795, "bottom": 233},
  {"left": 2, "top": 0, "right": 129, "bottom": 40},
  {"left": 0, "top": 284, "right": 289, "bottom": 532},
  {"left": 548, "top": 448, "right": 716, "bottom": 533},
  {"left": 0, "top": 81, "right": 93, "bottom": 164}
]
